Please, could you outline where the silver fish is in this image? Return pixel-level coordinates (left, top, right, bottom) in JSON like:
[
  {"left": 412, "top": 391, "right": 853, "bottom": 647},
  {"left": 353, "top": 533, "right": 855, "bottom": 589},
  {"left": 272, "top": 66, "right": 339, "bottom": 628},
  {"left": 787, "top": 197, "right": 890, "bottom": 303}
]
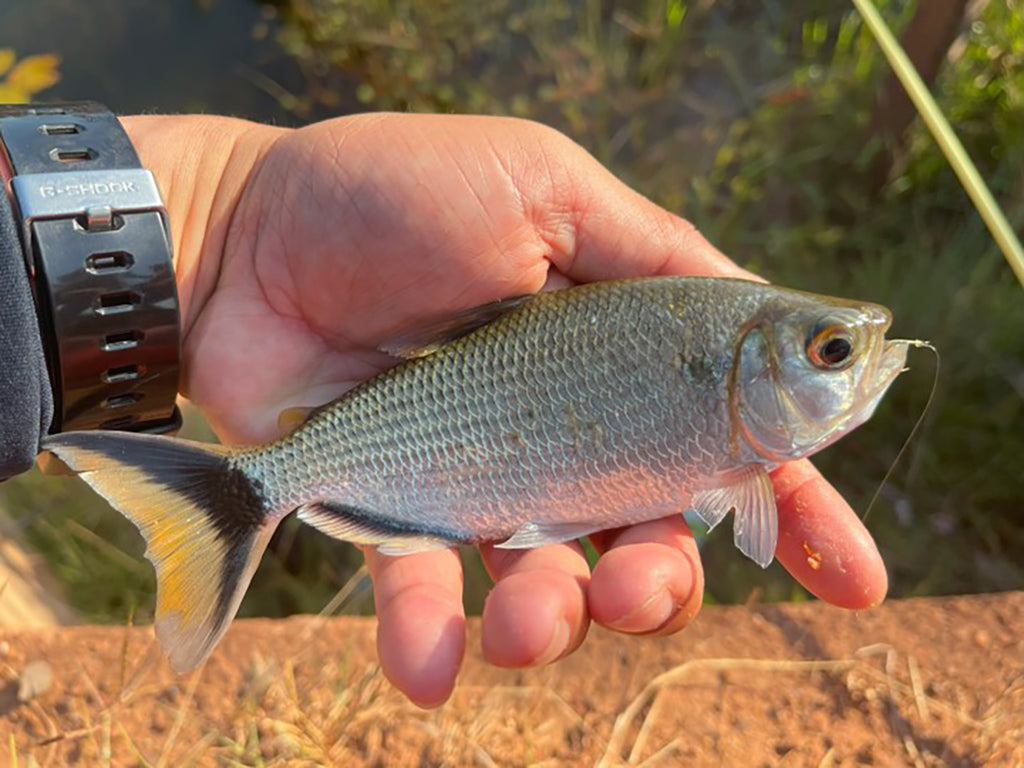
[{"left": 43, "top": 277, "right": 910, "bottom": 672}]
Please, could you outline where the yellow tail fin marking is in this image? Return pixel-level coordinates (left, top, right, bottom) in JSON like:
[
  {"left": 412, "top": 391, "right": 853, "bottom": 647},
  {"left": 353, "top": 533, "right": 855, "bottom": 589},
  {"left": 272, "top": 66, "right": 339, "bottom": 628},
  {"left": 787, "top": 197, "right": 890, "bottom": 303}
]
[
  {"left": 68, "top": 448, "right": 226, "bottom": 632},
  {"left": 42, "top": 434, "right": 274, "bottom": 673}
]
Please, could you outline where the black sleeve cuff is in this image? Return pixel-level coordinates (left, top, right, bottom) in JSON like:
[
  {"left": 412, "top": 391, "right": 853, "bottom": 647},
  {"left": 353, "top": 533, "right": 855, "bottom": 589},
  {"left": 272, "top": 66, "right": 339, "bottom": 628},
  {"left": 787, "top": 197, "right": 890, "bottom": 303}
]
[{"left": 0, "top": 187, "right": 54, "bottom": 481}]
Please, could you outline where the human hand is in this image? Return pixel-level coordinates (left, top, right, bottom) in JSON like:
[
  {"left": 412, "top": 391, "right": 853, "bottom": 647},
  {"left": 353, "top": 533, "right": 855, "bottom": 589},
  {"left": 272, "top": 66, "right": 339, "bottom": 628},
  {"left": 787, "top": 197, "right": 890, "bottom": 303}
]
[{"left": 123, "top": 113, "right": 887, "bottom": 707}]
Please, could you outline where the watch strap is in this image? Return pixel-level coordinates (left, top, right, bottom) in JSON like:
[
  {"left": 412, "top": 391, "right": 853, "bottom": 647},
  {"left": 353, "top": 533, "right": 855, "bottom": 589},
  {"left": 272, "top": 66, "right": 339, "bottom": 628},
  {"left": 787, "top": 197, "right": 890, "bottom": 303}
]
[{"left": 0, "top": 102, "right": 182, "bottom": 434}]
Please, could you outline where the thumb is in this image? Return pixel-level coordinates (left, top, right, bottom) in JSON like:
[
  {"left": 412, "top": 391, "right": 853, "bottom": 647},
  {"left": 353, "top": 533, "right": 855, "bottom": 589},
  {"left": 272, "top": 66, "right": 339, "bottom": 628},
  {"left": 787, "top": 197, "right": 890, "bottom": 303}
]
[{"left": 521, "top": 125, "right": 758, "bottom": 283}]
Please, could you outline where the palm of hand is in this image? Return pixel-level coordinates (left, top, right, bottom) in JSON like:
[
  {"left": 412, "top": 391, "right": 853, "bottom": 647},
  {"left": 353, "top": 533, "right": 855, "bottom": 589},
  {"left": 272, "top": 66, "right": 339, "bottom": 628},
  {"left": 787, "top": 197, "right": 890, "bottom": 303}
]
[
  {"left": 172, "top": 113, "right": 886, "bottom": 708},
  {"left": 184, "top": 115, "right": 575, "bottom": 443}
]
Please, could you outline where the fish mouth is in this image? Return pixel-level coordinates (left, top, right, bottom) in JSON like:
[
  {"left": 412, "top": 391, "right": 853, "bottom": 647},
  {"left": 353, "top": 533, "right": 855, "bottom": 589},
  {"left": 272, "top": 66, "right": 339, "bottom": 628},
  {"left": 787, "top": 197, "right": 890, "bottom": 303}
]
[
  {"left": 812, "top": 335, "right": 910, "bottom": 452},
  {"left": 845, "top": 303, "right": 907, "bottom": 423},
  {"left": 866, "top": 338, "right": 911, "bottom": 401}
]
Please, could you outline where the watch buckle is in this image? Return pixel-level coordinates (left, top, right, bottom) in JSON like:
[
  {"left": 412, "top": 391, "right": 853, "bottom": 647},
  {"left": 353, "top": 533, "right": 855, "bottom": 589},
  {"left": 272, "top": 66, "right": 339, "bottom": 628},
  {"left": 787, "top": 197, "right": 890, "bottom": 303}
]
[{"left": 10, "top": 168, "right": 170, "bottom": 276}]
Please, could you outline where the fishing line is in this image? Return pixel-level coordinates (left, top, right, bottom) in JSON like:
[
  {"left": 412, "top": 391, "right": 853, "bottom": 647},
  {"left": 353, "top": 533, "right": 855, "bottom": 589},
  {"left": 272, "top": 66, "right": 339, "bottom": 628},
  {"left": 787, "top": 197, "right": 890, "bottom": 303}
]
[{"left": 861, "top": 340, "right": 940, "bottom": 523}]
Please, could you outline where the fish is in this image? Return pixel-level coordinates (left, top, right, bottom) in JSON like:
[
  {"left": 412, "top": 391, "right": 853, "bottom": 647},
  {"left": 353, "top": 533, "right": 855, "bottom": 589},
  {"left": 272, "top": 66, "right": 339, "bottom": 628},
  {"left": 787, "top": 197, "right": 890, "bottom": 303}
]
[{"left": 41, "top": 276, "right": 911, "bottom": 673}]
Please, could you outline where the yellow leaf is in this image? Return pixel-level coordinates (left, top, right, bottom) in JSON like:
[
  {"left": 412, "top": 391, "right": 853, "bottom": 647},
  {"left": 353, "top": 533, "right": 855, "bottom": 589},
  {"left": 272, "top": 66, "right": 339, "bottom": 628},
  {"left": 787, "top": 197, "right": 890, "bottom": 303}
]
[
  {"left": 6, "top": 54, "right": 61, "bottom": 98},
  {"left": 0, "top": 49, "right": 14, "bottom": 78},
  {"left": 0, "top": 84, "right": 28, "bottom": 103}
]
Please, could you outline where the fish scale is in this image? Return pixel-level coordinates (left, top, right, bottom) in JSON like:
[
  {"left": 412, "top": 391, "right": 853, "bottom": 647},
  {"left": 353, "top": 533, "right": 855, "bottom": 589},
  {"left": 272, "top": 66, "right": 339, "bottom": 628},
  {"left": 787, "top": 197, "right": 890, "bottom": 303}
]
[
  {"left": 42, "top": 276, "right": 909, "bottom": 673},
  {"left": 243, "top": 278, "right": 761, "bottom": 537}
]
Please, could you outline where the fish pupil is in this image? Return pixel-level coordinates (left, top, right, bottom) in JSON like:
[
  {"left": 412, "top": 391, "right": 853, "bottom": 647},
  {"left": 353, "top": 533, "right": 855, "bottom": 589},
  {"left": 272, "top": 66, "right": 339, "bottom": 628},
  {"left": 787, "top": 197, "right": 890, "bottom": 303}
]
[{"left": 821, "top": 336, "right": 852, "bottom": 365}]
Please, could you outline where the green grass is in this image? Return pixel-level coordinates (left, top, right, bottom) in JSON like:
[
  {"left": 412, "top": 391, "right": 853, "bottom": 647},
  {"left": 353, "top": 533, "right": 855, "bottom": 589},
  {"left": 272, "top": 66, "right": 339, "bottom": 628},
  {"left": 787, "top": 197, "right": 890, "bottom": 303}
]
[{"left": 852, "top": 0, "right": 1024, "bottom": 285}]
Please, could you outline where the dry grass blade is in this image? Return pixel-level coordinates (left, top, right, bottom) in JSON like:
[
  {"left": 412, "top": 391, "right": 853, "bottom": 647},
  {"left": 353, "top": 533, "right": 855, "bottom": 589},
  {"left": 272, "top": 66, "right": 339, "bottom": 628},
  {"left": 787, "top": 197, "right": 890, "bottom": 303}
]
[
  {"left": 456, "top": 684, "right": 584, "bottom": 728},
  {"left": 285, "top": 564, "right": 371, "bottom": 672},
  {"left": 306, "top": 565, "right": 368, "bottom": 630},
  {"left": 903, "top": 733, "right": 927, "bottom": 768},
  {"left": 627, "top": 688, "right": 665, "bottom": 764},
  {"left": 598, "top": 658, "right": 857, "bottom": 767},
  {"left": 176, "top": 731, "right": 218, "bottom": 766},
  {"left": 635, "top": 737, "right": 682, "bottom": 768},
  {"left": 854, "top": 644, "right": 985, "bottom": 730},
  {"left": 907, "top": 655, "right": 930, "bottom": 722},
  {"left": 116, "top": 722, "right": 154, "bottom": 767},
  {"left": 156, "top": 665, "right": 204, "bottom": 768},
  {"left": 100, "top": 711, "right": 111, "bottom": 767},
  {"left": 851, "top": 0, "right": 1024, "bottom": 286},
  {"left": 980, "top": 671, "right": 1024, "bottom": 728}
]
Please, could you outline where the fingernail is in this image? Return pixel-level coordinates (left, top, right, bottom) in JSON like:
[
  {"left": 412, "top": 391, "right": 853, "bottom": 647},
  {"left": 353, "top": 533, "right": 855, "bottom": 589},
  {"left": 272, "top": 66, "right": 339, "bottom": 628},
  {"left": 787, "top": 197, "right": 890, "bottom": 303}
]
[
  {"left": 607, "top": 587, "right": 677, "bottom": 633},
  {"left": 533, "top": 618, "right": 571, "bottom": 666}
]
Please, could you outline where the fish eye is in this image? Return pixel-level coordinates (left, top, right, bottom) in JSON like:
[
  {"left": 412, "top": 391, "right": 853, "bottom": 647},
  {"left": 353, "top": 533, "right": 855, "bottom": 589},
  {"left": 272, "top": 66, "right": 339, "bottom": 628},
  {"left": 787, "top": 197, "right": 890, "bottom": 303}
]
[{"left": 806, "top": 321, "right": 856, "bottom": 370}]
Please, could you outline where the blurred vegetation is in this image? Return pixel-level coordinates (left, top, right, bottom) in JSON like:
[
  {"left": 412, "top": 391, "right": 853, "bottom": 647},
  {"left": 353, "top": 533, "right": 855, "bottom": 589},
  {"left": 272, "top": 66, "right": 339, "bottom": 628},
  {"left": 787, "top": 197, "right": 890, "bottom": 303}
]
[
  {"left": 0, "top": 49, "right": 61, "bottom": 101},
  {"left": 1, "top": 0, "right": 1021, "bottom": 624}
]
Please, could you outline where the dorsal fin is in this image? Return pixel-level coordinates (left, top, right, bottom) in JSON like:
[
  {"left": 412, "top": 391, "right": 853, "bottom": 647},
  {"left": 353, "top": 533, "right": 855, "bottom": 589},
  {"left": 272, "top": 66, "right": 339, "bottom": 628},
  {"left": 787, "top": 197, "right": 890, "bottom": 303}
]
[
  {"left": 277, "top": 399, "right": 346, "bottom": 434},
  {"left": 379, "top": 295, "right": 532, "bottom": 359},
  {"left": 277, "top": 406, "right": 318, "bottom": 434}
]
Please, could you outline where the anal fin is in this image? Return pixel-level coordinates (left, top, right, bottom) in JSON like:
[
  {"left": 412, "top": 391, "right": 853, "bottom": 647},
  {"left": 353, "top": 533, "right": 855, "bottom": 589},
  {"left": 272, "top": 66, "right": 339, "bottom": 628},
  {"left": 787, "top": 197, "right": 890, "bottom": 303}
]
[
  {"left": 297, "top": 501, "right": 460, "bottom": 556},
  {"left": 691, "top": 465, "right": 778, "bottom": 568}
]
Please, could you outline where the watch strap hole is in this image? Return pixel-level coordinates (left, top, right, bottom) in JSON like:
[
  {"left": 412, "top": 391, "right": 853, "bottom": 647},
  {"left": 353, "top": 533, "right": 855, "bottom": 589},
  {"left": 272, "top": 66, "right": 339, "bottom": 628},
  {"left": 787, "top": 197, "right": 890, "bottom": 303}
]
[
  {"left": 102, "top": 393, "right": 142, "bottom": 410},
  {"left": 102, "top": 364, "right": 141, "bottom": 384},
  {"left": 86, "top": 250, "right": 134, "bottom": 273},
  {"left": 50, "top": 147, "right": 96, "bottom": 163},
  {"left": 99, "top": 417, "right": 137, "bottom": 430},
  {"left": 96, "top": 290, "right": 141, "bottom": 315},
  {"left": 102, "top": 330, "right": 143, "bottom": 351},
  {"left": 99, "top": 415, "right": 137, "bottom": 430},
  {"left": 39, "top": 123, "right": 83, "bottom": 136}
]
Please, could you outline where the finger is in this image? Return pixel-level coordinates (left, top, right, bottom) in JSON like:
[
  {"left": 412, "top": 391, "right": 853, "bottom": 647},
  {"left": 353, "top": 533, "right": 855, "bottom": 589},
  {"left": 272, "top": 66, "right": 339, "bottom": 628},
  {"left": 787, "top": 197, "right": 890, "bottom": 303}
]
[
  {"left": 588, "top": 516, "right": 704, "bottom": 636},
  {"left": 479, "top": 543, "right": 590, "bottom": 668},
  {"left": 363, "top": 547, "right": 466, "bottom": 708},
  {"left": 772, "top": 460, "right": 888, "bottom": 609}
]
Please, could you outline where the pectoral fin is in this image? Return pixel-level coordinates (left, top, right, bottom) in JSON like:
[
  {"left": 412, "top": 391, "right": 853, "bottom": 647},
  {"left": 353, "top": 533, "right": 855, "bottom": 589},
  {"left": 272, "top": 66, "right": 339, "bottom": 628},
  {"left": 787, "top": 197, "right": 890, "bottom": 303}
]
[
  {"left": 691, "top": 466, "right": 778, "bottom": 568},
  {"left": 495, "top": 521, "right": 602, "bottom": 549}
]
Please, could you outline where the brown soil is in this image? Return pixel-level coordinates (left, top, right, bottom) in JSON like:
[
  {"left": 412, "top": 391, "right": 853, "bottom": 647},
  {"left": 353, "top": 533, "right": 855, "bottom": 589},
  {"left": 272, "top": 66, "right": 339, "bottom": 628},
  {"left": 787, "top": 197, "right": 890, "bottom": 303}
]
[{"left": 1, "top": 592, "right": 1021, "bottom": 766}]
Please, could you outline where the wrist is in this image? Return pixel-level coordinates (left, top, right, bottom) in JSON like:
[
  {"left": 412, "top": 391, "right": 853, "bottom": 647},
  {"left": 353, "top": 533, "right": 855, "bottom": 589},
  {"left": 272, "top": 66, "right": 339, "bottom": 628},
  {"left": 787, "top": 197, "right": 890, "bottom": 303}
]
[{"left": 119, "top": 115, "right": 285, "bottom": 341}]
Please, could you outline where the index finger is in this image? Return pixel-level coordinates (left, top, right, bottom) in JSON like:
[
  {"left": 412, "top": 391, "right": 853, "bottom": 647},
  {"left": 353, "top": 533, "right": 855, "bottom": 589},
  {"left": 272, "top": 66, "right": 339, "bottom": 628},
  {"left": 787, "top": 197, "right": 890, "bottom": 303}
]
[{"left": 773, "top": 460, "right": 888, "bottom": 608}]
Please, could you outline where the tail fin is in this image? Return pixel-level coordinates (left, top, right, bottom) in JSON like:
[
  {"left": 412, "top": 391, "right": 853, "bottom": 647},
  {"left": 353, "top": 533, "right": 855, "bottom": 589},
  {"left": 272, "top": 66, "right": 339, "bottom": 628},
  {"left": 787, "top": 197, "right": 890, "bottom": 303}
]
[{"left": 42, "top": 431, "right": 277, "bottom": 673}]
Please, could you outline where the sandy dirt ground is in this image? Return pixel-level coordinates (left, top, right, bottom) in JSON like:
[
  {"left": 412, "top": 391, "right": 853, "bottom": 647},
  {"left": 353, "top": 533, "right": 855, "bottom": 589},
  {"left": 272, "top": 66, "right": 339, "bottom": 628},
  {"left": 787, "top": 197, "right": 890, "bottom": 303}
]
[{"left": 1, "top": 592, "right": 1021, "bottom": 766}]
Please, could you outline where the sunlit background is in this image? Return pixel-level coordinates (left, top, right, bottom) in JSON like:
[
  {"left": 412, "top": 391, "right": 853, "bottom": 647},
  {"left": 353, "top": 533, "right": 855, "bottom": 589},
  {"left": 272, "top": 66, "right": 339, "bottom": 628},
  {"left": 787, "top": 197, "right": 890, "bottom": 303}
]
[{"left": 1, "top": 0, "right": 1021, "bottom": 626}]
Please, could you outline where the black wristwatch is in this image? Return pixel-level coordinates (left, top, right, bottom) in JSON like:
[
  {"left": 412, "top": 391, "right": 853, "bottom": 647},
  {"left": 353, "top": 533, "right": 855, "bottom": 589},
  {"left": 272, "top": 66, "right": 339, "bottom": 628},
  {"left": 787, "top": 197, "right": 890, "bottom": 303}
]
[{"left": 0, "top": 102, "right": 181, "bottom": 434}]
